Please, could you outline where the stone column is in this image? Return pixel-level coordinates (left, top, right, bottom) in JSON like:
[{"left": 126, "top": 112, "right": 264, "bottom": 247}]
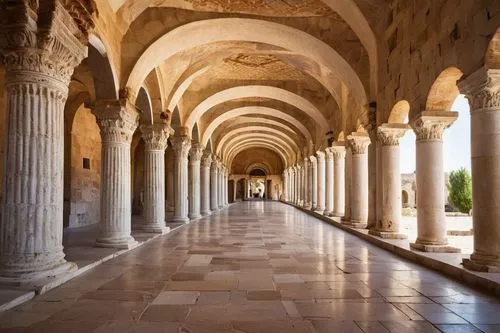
[
  {"left": 345, "top": 133, "right": 370, "bottom": 228},
  {"left": 290, "top": 168, "right": 295, "bottom": 204},
  {"left": 342, "top": 147, "right": 352, "bottom": 222},
  {"left": 369, "top": 124, "right": 408, "bottom": 239},
  {"left": 332, "top": 143, "right": 346, "bottom": 216},
  {"left": 93, "top": 101, "right": 139, "bottom": 248},
  {"left": 459, "top": 68, "right": 500, "bottom": 270},
  {"left": 283, "top": 170, "right": 289, "bottom": 201},
  {"left": 200, "top": 152, "right": 212, "bottom": 216},
  {"left": 315, "top": 151, "right": 326, "bottom": 214},
  {"left": 170, "top": 135, "right": 191, "bottom": 223},
  {"left": 376, "top": 141, "right": 383, "bottom": 227},
  {"left": 210, "top": 158, "right": 219, "bottom": 211},
  {"left": 188, "top": 144, "right": 204, "bottom": 220},
  {"left": 410, "top": 111, "right": 459, "bottom": 252},
  {"left": 297, "top": 165, "right": 303, "bottom": 206},
  {"left": 218, "top": 165, "right": 224, "bottom": 209},
  {"left": 367, "top": 130, "right": 378, "bottom": 229},
  {"left": 303, "top": 158, "right": 311, "bottom": 209},
  {"left": 223, "top": 168, "right": 228, "bottom": 206},
  {"left": 325, "top": 148, "right": 334, "bottom": 216},
  {"left": 0, "top": 3, "right": 92, "bottom": 279},
  {"left": 310, "top": 156, "right": 318, "bottom": 210},
  {"left": 139, "top": 124, "right": 173, "bottom": 233}
]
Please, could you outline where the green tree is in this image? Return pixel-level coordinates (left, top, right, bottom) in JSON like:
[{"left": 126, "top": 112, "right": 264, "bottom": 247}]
[{"left": 447, "top": 168, "right": 472, "bottom": 214}]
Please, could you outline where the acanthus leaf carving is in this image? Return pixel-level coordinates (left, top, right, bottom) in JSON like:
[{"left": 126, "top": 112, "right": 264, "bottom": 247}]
[
  {"left": 347, "top": 133, "right": 371, "bottom": 155},
  {"left": 377, "top": 125, "right": 408, "bottom": 146},
  {"left": 459, "top": 68, "right": 500, "bottom": 112},
  {"left": 189, "top": 144, "right": 205, "bottom": 162},
  {"left": 92, "top": 99, "right": 140, "bottom": 144},
  {"left": 170, "top": 136, "right": 192, "bottom": 159},
  {"left": 410, "top": 112, "right": 457, "bottom": 142},
  {"left": 140, "top": 123, "right": 173, "bottom": 151}
]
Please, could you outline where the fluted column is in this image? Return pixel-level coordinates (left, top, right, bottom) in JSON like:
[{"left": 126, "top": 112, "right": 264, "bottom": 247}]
[
  {"left": 345, "top": 133, "right": 370, "bottom": 228},
  {"left": 170, "top": 135, "right": 191, "bottom": 224},
  {"left": 200, "top": 153, "right": 213, "bottom": 215},
  {"left": 332, "top": 143, "right": 346, "bottom": 216},
  {"left": 188, "top": 144, "right": 204, "bottom": 220},
  {"left": 0, "top": 3, "right": 92, "bottom": 279},
  {"left": 92, "top": 100, "right": 139, "bottom": 248},
  {"left": 210, "top": 158, "right": 219, "bottom": 211},
  {"left": 139, "top": 124, "right": 173, "bottom": 233},
  {"left": 369, "top": 124, "right": 408, "bottom": 239},
  {"left": 342, "top": 146, "right": 352, "bottom": 222},
  {"left": 315, "top": 151, "right": 326, "bottom": 214},
  {"left": 367, "top": 130, "right": 378, "bottom": 229},
  {"left": 325, "top": 148, "right": 334, "bottom": 216},
  {"left": 303, "top": 158, "right": 311, "bottom": 209},
  {"left": 310, "top": 156, "right": 318, "bottom": 210},
  {"left": 460, "top": 68, "right": 500, "bottom": 270},
  {"left": 410, "top": 111, "right": 459, "bottom": 252}
]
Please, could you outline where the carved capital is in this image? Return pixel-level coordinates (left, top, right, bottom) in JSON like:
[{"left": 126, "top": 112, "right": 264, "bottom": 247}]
[
  {"left": 189, "top": 144, "right": 205, "bottom": 162},
  {"left": 92, "top": 99, "right": 140, "bottom": 144},
  {"left": 316, "top": 151, "right": 325, "bottom": 161},
  {"left": 309, "top": 155, "right": 317, "bottom": 165},
  {"left": 324, "top": 148, "right": 334, "bottom": 161},
  {"left": 459, "top": 67, "right": 500, "bottom": 112},
  {"left": 201, "top": 151, "right": 213, "bottom": 168},
  {"left": 140, "top": 123, "right": 173, "bottom": 151},
  {"left": 210, "top": 157, "right": 220, "bottom": 171},
  {"left": 0, "top": 2, "right": 93, "bottom": 87},
  {"left": 410, "top": 111, "right": 457, "bottom": 142},
  {"left": 170, "top": 136, "right": 191, "bottom": 159},
  {"left": 330, "top": 143, "right": 346, "bottom": 160},
  {"left": 347, "top": 133, "right": 371, "bottom": 155},
  {"left": 377, "top": 124, "right": 409, "bottom": 146}
]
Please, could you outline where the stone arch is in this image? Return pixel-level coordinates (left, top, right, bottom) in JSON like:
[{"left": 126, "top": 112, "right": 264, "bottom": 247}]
[
  {"left": 486, "top": 26, "right": 500, "bottom": 69},
  {"left": 216, "top": 127, "right": 300, "bottom": 156},
  {"left": 88, "top": 34, "right": 119, "bottom": 101},
  {"left": 426, "top": 67, "right": 464, "bottom": 112},
  {"left": 221, "top": 133, "right": 296, "bottom": 161},
  {"left": 136, "top": 87, "right": 153, "bottom": 124},
  {"left": 227, "top": 141, "right": 290, "bottom": 168},
  {"left": 185, "top": 86, "right": 327, "bottom": 132},
  {"left": 388, "top": 100, "right": 410, "bottom": 124},
  {"left": 168, "top": 66, "right": 211, "bottom": 112},
  {"left": 125, "top": 18, "right": 367, "bottom": 107},
  {"left": 245, "top": 162, "right": 273, "bottom": 175},
  {"left": 201, "top": 106, "right": 313, "bottom": 146}
]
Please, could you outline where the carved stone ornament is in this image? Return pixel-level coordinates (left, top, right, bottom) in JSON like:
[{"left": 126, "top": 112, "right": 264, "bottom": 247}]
[
  {"left": 458, "top": 67, "right": 500, "bottom": 112},
  {"left": 210, "top": 156, "right": 220, "bottom": 171},
  {"left": 0, "top": 1, "right": 94, "bottom": 87},
  {"left": 201, "top": 151, "right": 213, "bottom": 168},
  {"left": 347, "top": 133, "right": 371, "bottom": 155},
  {"left": 170, "top": 136, "right": 192, "bottom": 159},
  {"left": 189, "top": 143, "right": 205, "bottom": 162},
  {"left": 377, "top": 124, "right": 409, "bottom": 146},
  {"left": 330, "top": 143, "right": 346, "bottom": 160},
  {"left": 324, "top": 148, "right": 334, "bottom": 161},
  {"left": 410, "top": 111, "right": 458, "bottom": 142},
  {"left": 92, "top": 99, "right": 140, "bottom": 144},
  {"left": 309, "top": 155, "right": 317, "bottom": 164},
  {"left": 140, "top": 123, "right": 174, "bottom": 151}
]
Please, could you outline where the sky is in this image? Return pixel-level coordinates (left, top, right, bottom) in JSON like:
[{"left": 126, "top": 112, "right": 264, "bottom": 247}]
[{"left": 399, "top": 94, "right": 471, "bottom": 173}]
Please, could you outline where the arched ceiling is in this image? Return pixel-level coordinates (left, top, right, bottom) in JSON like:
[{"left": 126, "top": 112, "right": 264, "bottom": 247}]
[{"left": 88, "top": 0, "right": 386, "bottom": 173}]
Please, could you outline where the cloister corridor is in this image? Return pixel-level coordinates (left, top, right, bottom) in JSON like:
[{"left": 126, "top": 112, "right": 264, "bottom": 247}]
[{"left": 0, "top": 202, "right": 499, "bottom": 333}]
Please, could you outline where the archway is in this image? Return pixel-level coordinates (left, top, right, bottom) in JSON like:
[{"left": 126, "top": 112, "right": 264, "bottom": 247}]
[
  {"left": 402, "top": 190, "right": 409, "bottom": 208},
  {"left": 249, "top": 168, "right": 267, "bottom": 199}
]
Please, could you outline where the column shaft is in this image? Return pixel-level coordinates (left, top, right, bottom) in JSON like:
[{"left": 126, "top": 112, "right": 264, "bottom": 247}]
[
  {"left": 325, "top": 149, "right": 334, "bottom": 216},
  {"left": 170, "top": 135, "right": 191, "bottom": 223},
  {"left": 200, "top": 153, "right": 212, "bottom": 215},
  {"left": 310, "top": 157, "right": 318, "bottom": 210},
  {"left": 342, "top": 147, "right": 352, "bottom": 221},
  {"left": 316, "top": 152, "right": 326, "bottom": 214},
  {"left": 332, "top": 144, "right": 346, "bottom": 216},
  {"left": 210, "top": 160, "right": 219, "bottom": 211},
  {"left": 188, "top": 144, "right": 203, "bottom": 220}
]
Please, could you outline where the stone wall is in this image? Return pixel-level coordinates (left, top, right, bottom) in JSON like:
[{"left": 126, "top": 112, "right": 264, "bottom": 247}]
[
  {"left": 379, "top": 1, "right": 500, "bottom": 121},
  {"left": 69, "top": 105, "right": 101, "bottom": 228}
]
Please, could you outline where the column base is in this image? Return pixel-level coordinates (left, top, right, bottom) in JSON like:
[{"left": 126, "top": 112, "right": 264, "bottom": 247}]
[
  {"left": 410, "top": 242, "right": 460, "bottom": 253},
  {"left": 462, "top": 253, "right": 500, "bottom": 272},
  {"left": 137, "top": 224, "right": 170, "bottom": 234},
  {"left": 169, "top": 216, "right": 190, "bottom": 224},
  {"left": 95, "top": 236, "right": 138, "bottom": 249},
  {"left": 324, "top": 211, "right": 334, "bottom": 217},
  {"left": 333, "top": 211, "right": 344, "bottom": 217},
  {"left": 189, "top": 213, "right": 202, "bottom": 220},
  {"left": 342, "top": 220, "right": 367, "bottom": 229},
  {"left": 304, "top": 203, "right": 312, "bottom": 210},
  {"left": 314, "top": 209, "right": 325, "bottom": 215},
  {"left": 0, "top": 261, "right": 77, "bottom": 286},
  {"left": 200, "top": 210, "right": 212, "bottom": 216},
  {"left": 368, "top": 229, "right": 407, "bottom": 239}
]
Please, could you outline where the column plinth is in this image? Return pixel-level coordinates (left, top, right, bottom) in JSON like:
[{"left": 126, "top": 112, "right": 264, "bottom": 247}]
[
  {"left": 410, "top": 111, "right": 460, "bottom": 253},
  {"left": 170, "top": 135, "right": 191, "bottom": 224},
  {"left": 188, "top": 144, "right": 204, "bottom": 220},
  {"left": 93, "top": 99, "right": 139, "bottom": 249},
  {"left": 460, "top": 68, "right": 500, "bottom": 270},
  {"left": 138, "top": 124, "right": 173, "bottom": 234},
  {"left": 0, "top": 3, "right": 92, "bottom": 280},
  {"left": 200, "top": 153, "right": 213, "bottom": 216},
  {"left": 344, "top": 133, "right": 370, "bottom": 228},
  {"left": 332, "top": 144, "right": 345, "bottom": 217},
  {"left": 325, "top": 148, "right": 334, "bottom": 216},
  {"left": 369, "top": 125, "right": 408, "bottom": 239}
]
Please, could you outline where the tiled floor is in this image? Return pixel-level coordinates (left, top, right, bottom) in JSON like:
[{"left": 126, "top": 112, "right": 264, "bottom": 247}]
[{"left": 1, "top": 201, "right": 500, "bottom": 333}]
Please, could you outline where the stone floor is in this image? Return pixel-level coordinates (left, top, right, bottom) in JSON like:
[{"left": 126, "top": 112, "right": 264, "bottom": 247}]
[{"left": 1, "top": 201, "right": 500, "bottom": 333}]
